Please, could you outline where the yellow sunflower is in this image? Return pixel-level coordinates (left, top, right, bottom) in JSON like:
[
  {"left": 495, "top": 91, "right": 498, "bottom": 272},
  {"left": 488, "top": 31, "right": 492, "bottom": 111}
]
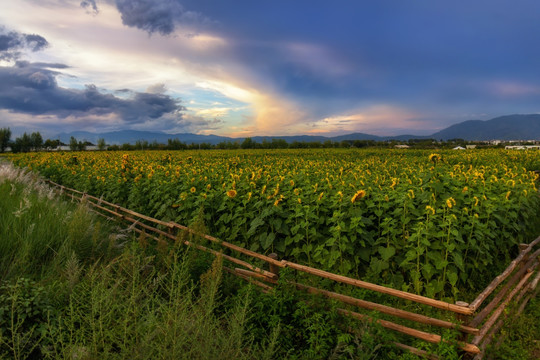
[{"left": 351, "top": 190, "right": 366, "bottom": 203}]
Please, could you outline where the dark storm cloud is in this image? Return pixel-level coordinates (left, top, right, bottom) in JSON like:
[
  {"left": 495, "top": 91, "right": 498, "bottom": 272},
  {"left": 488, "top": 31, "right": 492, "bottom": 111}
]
[
  {"left": 176, "top": 0, "right": 540, "bottom": 121},
  {"left": 31, "top": 62, "right": 70, "bottom": 69},
  {"left": 114, "top": 0, "right": 204, "bottom": 35},
  {"left": 0, "top": 62, "right": 185, "bottom": 122},
  {"left": 135, "top": 113, "right": 223, "bottom": 133},
  {"left": 22, "top": 34, "right": 49, "bottom": 52},
  {"left": 0, "top": 27, "right": 49, "bottom": 60},
  {"left": 80, "top": 0, "right": 99, "bottom": 14},
  {"left": 181, "top": 114, "right": 222, "bottom": 129}
]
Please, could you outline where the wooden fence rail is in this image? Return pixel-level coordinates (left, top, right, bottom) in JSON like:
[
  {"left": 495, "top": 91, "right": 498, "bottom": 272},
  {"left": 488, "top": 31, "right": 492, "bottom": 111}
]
[{"left": 45, "top": 179, "right": 539, "bottom": 359}]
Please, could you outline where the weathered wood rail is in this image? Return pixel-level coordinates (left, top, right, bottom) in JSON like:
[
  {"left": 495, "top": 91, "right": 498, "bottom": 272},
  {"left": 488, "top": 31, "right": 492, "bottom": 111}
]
[{"left": 45, "top": 179, "right": 539, "bottom": 359}]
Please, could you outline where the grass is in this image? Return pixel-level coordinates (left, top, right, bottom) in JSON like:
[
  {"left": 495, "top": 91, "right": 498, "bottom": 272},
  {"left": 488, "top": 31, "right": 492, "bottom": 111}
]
[
  {"left": 0, "top": 163, "right": 278, "bottom": 359},
  {"left": 486, "top": 294, "right": 540, "bottom": 359}
]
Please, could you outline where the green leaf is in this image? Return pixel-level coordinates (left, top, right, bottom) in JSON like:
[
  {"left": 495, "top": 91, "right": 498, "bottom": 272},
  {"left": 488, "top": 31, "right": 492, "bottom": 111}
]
[
  {"left": 452, "top": 252, "right": 464, "bottom": 271},
  {"left": 447, "top": 271, "right": 458, "bottom": 286},
  {"left": 369, "top": 257, "right": 389, "bottom": 275},
  {"left": 422, "top": 263, "right": 435, "bottom": 281},
  {"left": 261, "top": 232, "right": 275, "bottom": 250},
  {"left": 357, "top": 248, "right": 371, "bottom": 262},
  {"left": 327, "top": 250, "right": 341, "bottom": 268},
  {"left": 247, "top": 217, "right": 265, "bottom": 236},
  {"left": 378, "top": 246, "right": 396, "bottom": 261}
]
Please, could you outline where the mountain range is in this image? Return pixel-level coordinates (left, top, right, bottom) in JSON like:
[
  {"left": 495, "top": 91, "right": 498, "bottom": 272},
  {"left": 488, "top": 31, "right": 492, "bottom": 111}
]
[{"left": 56, "top": 114, "right": 540, "bottom": 145}]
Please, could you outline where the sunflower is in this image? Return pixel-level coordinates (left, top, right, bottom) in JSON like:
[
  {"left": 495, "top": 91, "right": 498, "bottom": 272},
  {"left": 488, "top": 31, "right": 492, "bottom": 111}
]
[
  {"left": 226, "top": 189, "right": 237, "bottom": 198},
  {"left": 351, "top": 190, "right": 366, "bottom": 203},
  {"left": 429, "top": 153, "right": 441, "bottom": 164}
]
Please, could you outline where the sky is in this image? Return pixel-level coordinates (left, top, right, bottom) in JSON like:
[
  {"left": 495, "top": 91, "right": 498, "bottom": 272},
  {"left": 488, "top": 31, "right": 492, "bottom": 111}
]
[{"left": 1, "top": 0, "right": 540, "bottom": 138}]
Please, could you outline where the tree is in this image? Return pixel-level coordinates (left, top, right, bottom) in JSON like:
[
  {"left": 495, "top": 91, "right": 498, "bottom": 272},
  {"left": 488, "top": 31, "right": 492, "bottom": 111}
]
[
  {"left": 271, "top": 138, "right": 288, "bottom": 149},
  {"left": 339, "top": 140, "right": 351, "bottom": 148},
  {"left": 120, "top": 143, "right": 133, "bottom": 151},
  {"left": 97, "top": 138, "right": 106, "bottom": 151},
  {"left": 30, "top": 132, "right": 43, "bottom": 151},
  {"left": 135, "top": 139, "right": 148, "bottom": 150},
  {"left": 167, "top": 138, "right": 186, "bottom": 150},
  {"left": 0, "top": 127, "right": 11, "bottom": 152},
  {"left": 323, "top": 140, "right": 334, "bottom": 148},
  {"left": 241, "top": 137, "right": 255, "bottom": 149},
  {"left": 44, "top": 139, "right": 60, "bottom": 151},
  {"left": 77, "top": 140, "right": 87, "bottom": 151},
  {"left": 12, "top": 133, "right": 32, "bottom": 153},
  {"left": 69, "top": 136, "right": 78, "bottom": 151}
]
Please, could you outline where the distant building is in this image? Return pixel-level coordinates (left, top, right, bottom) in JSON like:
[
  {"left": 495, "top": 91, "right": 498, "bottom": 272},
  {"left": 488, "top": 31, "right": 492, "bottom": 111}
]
[
  {"left": 466, "top": 145, "right": 477, "bottom": 149},
  {"left": 394, "top": 144, "right": 410, "bottom": 149},
  {"left": 505, "top": 145, "right": 540, "bottom": 150},
  {"left": 453, "top": 146, "right": 466, "bottom": 150}
]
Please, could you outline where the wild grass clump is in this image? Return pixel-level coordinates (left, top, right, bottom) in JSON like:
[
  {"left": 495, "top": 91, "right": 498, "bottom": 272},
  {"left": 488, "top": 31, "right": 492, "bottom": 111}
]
[
  {"left": 0, "top": 163, "right": 277, "bottom": 359},
  {"left": 486, "top": 294, "right": 540, "bottom": 360},
  {"left": 0, "top": 165, "right": 117, "bottom": 281}
]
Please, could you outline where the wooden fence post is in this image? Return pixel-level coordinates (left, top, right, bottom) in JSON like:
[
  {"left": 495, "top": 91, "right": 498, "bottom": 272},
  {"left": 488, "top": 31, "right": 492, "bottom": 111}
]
[
  {"left": 455, "top": 301, "right": 471, "bottom": 342},
  {"left": 519, "top": 243, "right": 530, "bottom": 262},
  {"left": 269, "top": 253, "right": 280, "bottom": 278}
]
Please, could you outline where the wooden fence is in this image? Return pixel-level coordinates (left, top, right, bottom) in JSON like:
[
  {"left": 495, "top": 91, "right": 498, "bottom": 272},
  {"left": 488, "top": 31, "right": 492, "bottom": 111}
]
[{"left": 45, "top": 179, "right": 539, "bottom": 359}]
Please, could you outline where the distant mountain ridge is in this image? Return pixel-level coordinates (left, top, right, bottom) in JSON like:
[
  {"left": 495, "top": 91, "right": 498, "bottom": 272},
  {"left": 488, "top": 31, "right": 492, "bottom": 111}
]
[
  {"left": 56, "top": 114, "right": 540, "bottom": 144},
  {"left": 431, "top": 114, "right": 540, "bottom": 141}
]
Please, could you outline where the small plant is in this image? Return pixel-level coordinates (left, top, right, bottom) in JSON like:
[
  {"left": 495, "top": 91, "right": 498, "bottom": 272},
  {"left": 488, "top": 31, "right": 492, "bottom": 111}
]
[{"left": 0, "top": 278, "right": 53, "bottom": 359}]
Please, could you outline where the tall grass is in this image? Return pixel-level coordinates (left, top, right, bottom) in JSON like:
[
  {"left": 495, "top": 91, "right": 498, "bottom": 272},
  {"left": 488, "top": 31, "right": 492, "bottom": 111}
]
[
  {"left": 42, "top": 245, "right": 276, "bottom": 360},
  {"left": 0, "top": 164, "right": 117, "bottom": 281},
  {"left": 0, "top": 163, "right": 279, "bottom": 359}
]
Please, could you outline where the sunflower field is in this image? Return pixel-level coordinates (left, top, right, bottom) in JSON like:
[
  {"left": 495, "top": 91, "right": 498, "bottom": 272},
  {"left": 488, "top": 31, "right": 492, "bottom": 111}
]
[{"left": 7, "top": 148, "right": 540, "bottom": 300}]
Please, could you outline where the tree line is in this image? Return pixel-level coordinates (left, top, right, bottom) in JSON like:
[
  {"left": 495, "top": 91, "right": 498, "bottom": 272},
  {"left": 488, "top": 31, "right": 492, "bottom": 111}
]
[
  {"left": 0, "top": 128, "right": 108, "bottom": 153},
  {"left": 1, "top": 127, "right": 508, "bottom": 153},
  {"left": 106, "top": 137, "right": 389, "bottom": 151}
]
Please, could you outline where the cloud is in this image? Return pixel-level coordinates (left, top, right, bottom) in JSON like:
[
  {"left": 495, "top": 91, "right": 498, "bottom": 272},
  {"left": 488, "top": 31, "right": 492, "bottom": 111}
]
[
  {"left": 132, "top": 113, "right": 223, "bottom": 134},
  {"left": 295, "top": 105, "right": 431, "bottom": 137},
  {"left": 487, "top": 80, "right": 540, "bottom": 98},
  {"left": 5, "top": 1, "right": 540, "bottom": 137},
  {"left": 146, "top": 83, "right": 166, "bottom": 94},
  {"left": 80, "top": 0, "right": 99, "bottom": 15},
  {"left": 114, "top": 0, "right": 205, "bottom": 35},
  {"left": 0, "top": 61, "right": 186, "bottom": 125},
  {"left": 0, "top": 26, "right": 48, "bottom": 60}
]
